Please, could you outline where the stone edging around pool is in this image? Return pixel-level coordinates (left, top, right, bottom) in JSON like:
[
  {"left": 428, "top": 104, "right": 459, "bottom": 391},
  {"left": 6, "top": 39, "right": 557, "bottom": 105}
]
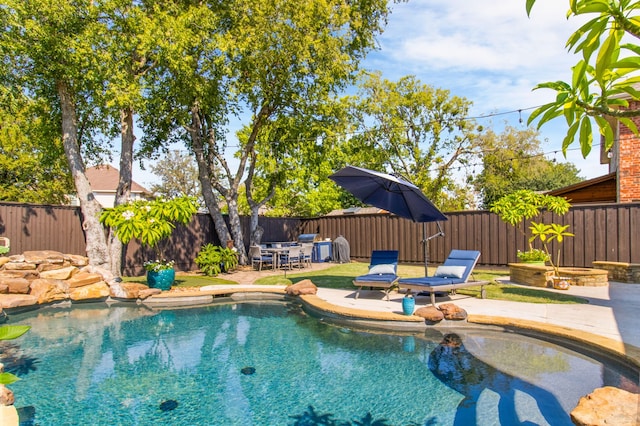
[
  {"left": 7, "top": 284, "right": 640, "bottom": 371},
  {"left": 142, "top": 288, "right": 640, "bottom": 370},
  {"left": 295, "top": 293, "right": 640, "bottom": 371}
]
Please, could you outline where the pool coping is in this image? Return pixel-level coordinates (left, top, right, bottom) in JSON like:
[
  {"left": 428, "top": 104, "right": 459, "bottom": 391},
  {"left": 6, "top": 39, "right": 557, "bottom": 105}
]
[
  {"left": 296, "top": 293, "right": 640, "bottom": 370},
  {"left": 9, "top": 285, "right": 640, "bottom": 370},
  {"left": 142, "top": 287, "right": 640, "bottom": 369}
]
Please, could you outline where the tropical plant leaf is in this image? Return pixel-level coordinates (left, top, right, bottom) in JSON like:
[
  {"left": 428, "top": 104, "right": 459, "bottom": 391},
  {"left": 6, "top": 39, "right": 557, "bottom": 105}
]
[{"left": 0, "top": 325, "right": 30, "bottom": 340}]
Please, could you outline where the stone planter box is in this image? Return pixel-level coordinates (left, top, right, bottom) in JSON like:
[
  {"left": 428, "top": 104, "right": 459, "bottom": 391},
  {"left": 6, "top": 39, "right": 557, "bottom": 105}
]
[
  {"left": 508, "top": 263, "right": 609, "bottom": 287},
  {"left": 592, "top": 261, "right": 640, "bottom": 284}
]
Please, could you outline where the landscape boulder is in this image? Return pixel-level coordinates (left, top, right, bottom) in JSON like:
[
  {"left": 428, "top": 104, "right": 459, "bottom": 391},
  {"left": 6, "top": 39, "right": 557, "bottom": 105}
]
[
  {"left": 110, "top": 282, "right": 150, "bottom": 300},
  {"left": 285, "top": 279, "right": 317, "bottom": 296},
  {"left": 0, "top": 384, "right": 14, "bottom": 406},
  {"left": 67, "top": 272, "right": 103, "bottom": 289},
  {"left": 29, "top": 279, "right": 69, "bottom": 304},
  {"left": 39, "top": 266, "right": 78, "bottom": 281},
  {"left": 414, "top": 306, "right": 444, "bottom": 322},
  {"left": 438, "top": 303, "right": 468, "bottom": 320},
  {"left": 571, "top": 386, "right": 640, "bottom": 426},
  {"left": 0, "top": 294, "right": 38, "bottom": 309},
  {"left": 23, "top": 250, "right": 65, "bottom": 265},
  {"left": 69, "top": 281, "right": 111, "bottom": 302},
  {"left": 2, "top": 278, "right": 30, "bottom": 295}
]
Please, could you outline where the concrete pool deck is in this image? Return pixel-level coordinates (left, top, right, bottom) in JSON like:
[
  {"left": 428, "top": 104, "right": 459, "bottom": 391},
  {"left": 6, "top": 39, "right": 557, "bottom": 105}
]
[
  {"left": 157, "top": 277, "right": 640, "bottom": 368},
  {"left": 307, "top": 282, "right": 640, "bottom": 367}
]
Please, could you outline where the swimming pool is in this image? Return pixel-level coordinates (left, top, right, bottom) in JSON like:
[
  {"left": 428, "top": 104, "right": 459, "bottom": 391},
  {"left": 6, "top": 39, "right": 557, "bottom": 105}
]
[{"left": 3, "top": 300, "right": 638, "bottom": 425}]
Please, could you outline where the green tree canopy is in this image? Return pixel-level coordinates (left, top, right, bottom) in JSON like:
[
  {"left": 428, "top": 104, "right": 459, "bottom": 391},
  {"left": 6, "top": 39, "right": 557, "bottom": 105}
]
[
  {"left": 344, "top": 73, "right": 482, "bottom": 211},
  {"left": 149, "top": 150, "right": 202, "bottom": 204},
  {"left": 526, "top": 0, "right": 640, "bottom": 157},
  {"left": 140, "top": 0, "right": 393, "bottom": 258},
  {"left": 0, "top": 99, "right": 73, "bottom": 203},
  {"left": 473, "top": 126, "right": 583, "bottom": 208}
]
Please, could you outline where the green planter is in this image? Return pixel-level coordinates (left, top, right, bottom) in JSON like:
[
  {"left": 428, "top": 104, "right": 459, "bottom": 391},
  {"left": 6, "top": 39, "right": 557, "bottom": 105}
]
[{"left": 147, "top": 268, "right": 175, "bottom": 291}]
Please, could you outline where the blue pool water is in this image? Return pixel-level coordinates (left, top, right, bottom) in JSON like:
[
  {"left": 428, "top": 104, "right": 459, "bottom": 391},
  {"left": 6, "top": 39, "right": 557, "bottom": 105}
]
[{"left": 2, "top": 301, "right": 638, "bottom": 425}]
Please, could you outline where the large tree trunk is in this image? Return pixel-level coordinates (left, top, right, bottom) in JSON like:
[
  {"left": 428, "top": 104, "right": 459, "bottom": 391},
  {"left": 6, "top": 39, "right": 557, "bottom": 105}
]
[
  {"left": 245, "top": 158, "right": 276, "bottom": 247},
  {"left": 187, "top": 105, "right": 231, "bottom": 245},
  {"left": 57, "top": 80, "right": 109, "bottom": 268},
  {"left": 108, "top": 107, "right": 135, "bottom": 276},
  {"left": 225, "top": 197, "right": 247, "bottom": 265}
]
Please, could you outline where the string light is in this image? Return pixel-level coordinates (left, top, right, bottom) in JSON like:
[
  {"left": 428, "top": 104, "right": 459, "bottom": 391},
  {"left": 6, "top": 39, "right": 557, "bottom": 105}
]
[{"left": 170, "top": 103, "right": 606, "bottom": 175}]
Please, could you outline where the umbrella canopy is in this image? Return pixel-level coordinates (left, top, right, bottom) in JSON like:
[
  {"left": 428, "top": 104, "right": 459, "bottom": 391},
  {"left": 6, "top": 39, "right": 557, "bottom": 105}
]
[
  {"left": 329, "top": 165, "right": 447, "bottom": 223},
  {"left": 329, "top": 165, "right": 447, "bottom": 274}
]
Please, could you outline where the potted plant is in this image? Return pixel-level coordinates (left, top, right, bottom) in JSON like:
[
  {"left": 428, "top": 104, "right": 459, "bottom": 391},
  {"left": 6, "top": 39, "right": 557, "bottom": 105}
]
[
  {"left": 490, "top": 190, "right": 571, "bottom": 263},
  {"left": 100, "top": 196, "right": 199, "bottom": 290},
  {"left": 529, "top": 221, "right": 575, "bottom": 289}
]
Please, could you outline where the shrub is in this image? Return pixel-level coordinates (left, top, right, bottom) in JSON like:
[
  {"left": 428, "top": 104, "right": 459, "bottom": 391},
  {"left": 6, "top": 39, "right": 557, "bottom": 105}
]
[
  {"left": 195, "top": 244, "right": 238, "bottom": 276},
  {"left": 516, "top": 249, "right": 549, "bottom": 263}
]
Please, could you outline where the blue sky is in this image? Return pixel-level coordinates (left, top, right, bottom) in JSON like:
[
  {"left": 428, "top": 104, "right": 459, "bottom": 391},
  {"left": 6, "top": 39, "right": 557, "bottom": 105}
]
[
  {"left": 130, "top": 0, "right": 608, "bottom": 188},
  {"left": 362, "top": 0, "right": 608, "bottom": 179}
]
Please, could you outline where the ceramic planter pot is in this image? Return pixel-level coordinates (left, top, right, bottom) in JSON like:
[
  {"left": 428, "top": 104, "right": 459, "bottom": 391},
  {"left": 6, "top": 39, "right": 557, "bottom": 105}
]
[
  {"left": 402, "top": 294, "right": 415, "bottom": 315},
  {"left": 552, "top": 276, "right": 570, "bottom": 290},
  {"left": 147, "top": 268, "right": 175, "bottom": 291}
]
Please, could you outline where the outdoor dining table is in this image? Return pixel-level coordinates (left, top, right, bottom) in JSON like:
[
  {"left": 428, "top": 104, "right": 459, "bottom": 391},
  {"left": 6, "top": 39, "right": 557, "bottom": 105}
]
[{"left": 261, "top": 246, "right": 292, "bottom": 270}]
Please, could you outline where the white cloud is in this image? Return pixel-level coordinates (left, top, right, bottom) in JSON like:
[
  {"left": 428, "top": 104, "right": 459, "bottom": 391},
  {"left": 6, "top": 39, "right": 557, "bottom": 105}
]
[{"left": 363, "top": 0, "right": 608, "bottom": 179}]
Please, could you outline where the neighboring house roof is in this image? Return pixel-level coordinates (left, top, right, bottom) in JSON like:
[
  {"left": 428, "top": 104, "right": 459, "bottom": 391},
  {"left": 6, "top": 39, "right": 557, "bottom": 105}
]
[
  {"left": 546, "top": 172, "right": 617, "bottom": 204},
  {"left": 326, "top": 207, "right": 388, "bottom": 216},
  {"left": 86, "top": 165, "right": 150, "bottom": 194}
]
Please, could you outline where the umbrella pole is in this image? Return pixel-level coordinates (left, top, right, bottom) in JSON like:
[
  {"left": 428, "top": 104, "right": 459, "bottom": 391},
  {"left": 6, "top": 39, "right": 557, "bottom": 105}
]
[
  {"left": 423, "top": 223, "right": 428, "bottom": 276},
  {"left": 422, "top": 222, "right": 445, "bottom": 276}
]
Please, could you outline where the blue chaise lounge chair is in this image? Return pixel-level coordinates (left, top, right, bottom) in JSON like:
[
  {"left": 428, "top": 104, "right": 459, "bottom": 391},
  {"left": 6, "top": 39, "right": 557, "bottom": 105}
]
[
  {"left": 398, "top": 249, "right": 488, "bottom": 306},
  {"left": 353, "top": 250, "right": 399, "bottom": 301}
]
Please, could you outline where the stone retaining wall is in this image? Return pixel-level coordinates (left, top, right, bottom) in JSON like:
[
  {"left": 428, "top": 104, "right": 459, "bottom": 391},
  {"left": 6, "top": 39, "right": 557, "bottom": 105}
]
[
  {"left": 508, "top": 263, "right": 609, "bottom": 287},
  {"left": 592, "top": 261, "right": 640, "bottom": 284},
  {"left": 0, "top": 251, "right": 159, "bottom": 309}
]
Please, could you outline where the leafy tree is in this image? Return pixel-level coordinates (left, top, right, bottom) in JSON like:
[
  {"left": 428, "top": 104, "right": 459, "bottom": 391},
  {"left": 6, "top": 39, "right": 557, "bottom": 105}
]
[
  {"left": 246, "top": 98, "right": 353, "bottom": 221},
  {"left": 149, "top": 150, "right": 202, "bottom": 204},
  {"left": 0, "top": 100, "right": 73, "bottom": 203},
  {"left": 2, "top": 1, "right": 177, "bottom": 274},
  {"left": 345, "top": 73, "right": 483, "bottom": 210},
  {"left": 141, "top": 0, "right": 394, "bottom": 262},
  {"left": 1, "top": 0, "right": 115, "bottom": 268},
  {"left": 99, "top": 196, "right": 198, "bottom": 264},
  {"left": 526, "top": 0, "right": 640, "bottom": 157},
  {"left": 490, "top": 189, "right": 572, "bottom": 252},
  {"left": 473, "top": 126, "right": 582, "bottom": 208}
]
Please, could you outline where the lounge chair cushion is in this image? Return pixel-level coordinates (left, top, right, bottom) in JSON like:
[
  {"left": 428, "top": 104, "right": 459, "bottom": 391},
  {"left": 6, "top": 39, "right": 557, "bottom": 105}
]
[
  {"left": 368, "top": 264, "right": 396, "bottom": 275},
  {"left": 434, "top": 265, "right": 466, "bottom": 279},
  {"left": 354, "top": 273, "right": 398, "bottom": 284},
  {"left": 399, "top": 276, "right": 463, "bottom": 286}
]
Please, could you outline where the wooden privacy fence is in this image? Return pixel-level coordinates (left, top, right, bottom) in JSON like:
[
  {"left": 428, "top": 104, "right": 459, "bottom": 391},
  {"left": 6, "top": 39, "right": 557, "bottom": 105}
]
[
  {"left": 301, "top": 203, "right": 640, "bottom": 266},
  {"left": 1, "top": 201, "right": 638, "bottom": 274}
]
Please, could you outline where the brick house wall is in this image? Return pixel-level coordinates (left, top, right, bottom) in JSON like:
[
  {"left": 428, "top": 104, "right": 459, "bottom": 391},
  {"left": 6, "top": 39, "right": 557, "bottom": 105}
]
[{"left": 609, "top": 100, "right": 640, "bottom": 202}]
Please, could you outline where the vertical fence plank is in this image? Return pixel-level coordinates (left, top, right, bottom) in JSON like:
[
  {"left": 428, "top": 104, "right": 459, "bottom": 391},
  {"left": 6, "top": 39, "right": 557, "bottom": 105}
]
[{"left": 2, "top": 202, "right": 638, "bottom": 269}]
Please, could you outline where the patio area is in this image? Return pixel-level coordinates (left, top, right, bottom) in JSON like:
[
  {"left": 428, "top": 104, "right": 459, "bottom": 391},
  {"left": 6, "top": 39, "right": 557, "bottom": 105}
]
[{"left": 170, "top": 264, "right": 640, "bottom": 369}]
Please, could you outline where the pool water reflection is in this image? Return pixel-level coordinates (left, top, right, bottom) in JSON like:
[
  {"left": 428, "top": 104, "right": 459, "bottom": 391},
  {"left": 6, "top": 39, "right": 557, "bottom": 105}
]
[{"left": 3, "top": 301, "right": 638, "bottom": 425}]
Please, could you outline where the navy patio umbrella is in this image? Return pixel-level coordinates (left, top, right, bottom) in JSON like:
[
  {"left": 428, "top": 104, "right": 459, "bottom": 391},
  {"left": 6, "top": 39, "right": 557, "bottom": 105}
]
[{"left": 329, "top": 165, "right": 447, "bottom": 274}]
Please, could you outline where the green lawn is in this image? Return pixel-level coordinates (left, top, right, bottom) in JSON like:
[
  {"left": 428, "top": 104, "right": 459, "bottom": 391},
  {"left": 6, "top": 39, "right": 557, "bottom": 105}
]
[
  {"left": 123, "top": 275, "right": 237, "bottom": 286},
  {"left": 126, "top": 262, "right": 587, "bottom": 304}
]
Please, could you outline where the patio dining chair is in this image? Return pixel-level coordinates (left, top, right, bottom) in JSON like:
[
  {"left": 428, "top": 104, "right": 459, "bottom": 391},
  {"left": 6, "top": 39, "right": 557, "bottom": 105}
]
[
  {"left": 280, "top": 246, "right": 303, "bottom": 269},
  {"left": 300, "top": 244, "right": 313, "bottom": 268},
  {"left": 249, "top": 245, "right": 273, "bottom": 271}
]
